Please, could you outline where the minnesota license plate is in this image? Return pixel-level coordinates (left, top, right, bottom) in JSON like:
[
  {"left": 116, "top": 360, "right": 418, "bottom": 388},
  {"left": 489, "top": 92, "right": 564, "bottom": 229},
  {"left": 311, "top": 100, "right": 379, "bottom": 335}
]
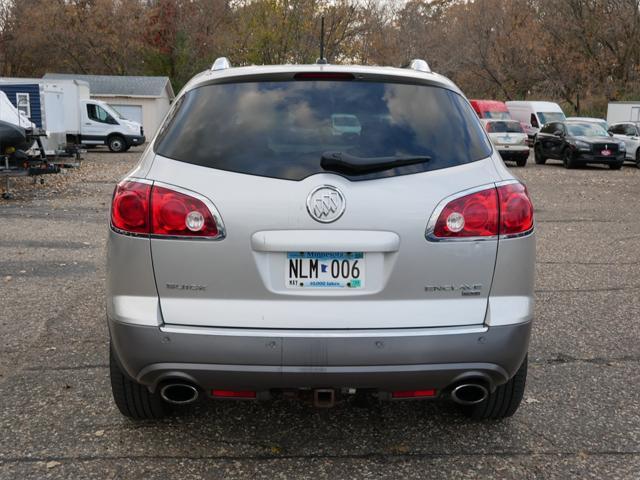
[{"left": 286, "top": 252, "right": 365, "bottom": 289}]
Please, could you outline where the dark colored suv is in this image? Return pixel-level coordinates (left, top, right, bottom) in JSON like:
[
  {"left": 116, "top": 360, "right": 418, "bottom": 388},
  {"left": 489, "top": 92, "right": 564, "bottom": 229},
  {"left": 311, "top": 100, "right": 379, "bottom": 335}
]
[{"left": 534, "top": 121, "right": 626, "bottom": 169}]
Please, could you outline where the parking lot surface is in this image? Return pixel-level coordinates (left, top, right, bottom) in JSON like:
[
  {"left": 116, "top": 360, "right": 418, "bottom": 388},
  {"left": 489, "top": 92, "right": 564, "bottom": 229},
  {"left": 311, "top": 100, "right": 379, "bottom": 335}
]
[{"left": 1, "top": 149, "right": 639, "bottom": 479}]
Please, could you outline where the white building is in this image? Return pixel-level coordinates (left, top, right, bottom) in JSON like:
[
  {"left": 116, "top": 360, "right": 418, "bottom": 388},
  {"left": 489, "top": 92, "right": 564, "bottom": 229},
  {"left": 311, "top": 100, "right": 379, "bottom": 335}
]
[
  {"left": 606, "top": 101, "right": 640, "bottom": 124},
  {"left": 43, "top": 73, "right": 175, "bottom": 137}
]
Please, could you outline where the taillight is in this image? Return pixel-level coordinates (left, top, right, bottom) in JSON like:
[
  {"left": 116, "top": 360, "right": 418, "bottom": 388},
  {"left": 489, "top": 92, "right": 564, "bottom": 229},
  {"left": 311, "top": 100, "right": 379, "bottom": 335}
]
[
  {"left": 151, "top": 185, "right": 219, "bottom": 237},
  {"left": 497, "top": 183, "right": 534, "bottom": 235},
  {"left": 433, "top": 187, "right": 499, "bottom": 238},
  {"left": 429, "top": 183, "right": 533, "bottom": 240},
  {"left": 111, "top": 180, "right": 151, "bottom": 234},
  {"left": 111, "top": 179, "right": 223, "bottom": 239}
]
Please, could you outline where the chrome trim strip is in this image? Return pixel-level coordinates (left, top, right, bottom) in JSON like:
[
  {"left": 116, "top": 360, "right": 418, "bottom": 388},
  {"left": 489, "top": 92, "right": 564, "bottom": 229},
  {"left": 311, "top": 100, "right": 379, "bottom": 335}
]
[{"left": 160, "top": 324, "right": 489, "bottom": 338}]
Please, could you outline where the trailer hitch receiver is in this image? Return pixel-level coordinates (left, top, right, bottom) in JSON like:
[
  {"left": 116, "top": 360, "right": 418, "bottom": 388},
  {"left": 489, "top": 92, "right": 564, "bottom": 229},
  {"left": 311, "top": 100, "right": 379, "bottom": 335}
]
[{"left": 313, "top": 389, "right": 336, "bottom": 408}]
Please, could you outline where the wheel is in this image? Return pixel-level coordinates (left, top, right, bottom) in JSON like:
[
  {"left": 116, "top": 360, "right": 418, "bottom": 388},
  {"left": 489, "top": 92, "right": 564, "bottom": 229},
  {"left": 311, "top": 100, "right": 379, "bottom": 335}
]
[
  {"left": 609, "top": 161, "right": 623, "bottom": 170},
  {"left": 563, "top": 149, "right": 576, "bottom": 169},
  {"left": 461, "top": 356, "right": 527, "bottom": 419},
  {"left": 110, "top": 343, "right": 170, "bottom": 419},
  {"left": 636, "top": 149, "right": 640, "bottom": 169},
  {"left": 534, "top": 146, "right": 546, "bottom": 164},
  {"left": 515, "top": 156, "right": 527, "bottom": 167},
  {"left": 107, "top": 135, "right": 127, "bottom": 153}
]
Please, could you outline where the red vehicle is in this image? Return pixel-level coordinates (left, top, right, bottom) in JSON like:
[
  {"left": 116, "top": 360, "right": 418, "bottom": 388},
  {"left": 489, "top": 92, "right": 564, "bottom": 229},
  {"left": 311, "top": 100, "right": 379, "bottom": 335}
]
[{"left": 470, "top": 100, "right": 511, "bottom": 120}]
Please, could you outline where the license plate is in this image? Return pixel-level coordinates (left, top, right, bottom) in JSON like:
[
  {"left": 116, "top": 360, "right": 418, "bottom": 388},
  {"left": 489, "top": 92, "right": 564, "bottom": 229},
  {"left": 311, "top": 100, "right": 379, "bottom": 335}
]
[
  {"left": 286, "top": 252, "right": 365, "bottom": 289},
  {"left": 601, "top": 149, "right": 612, "bottom": 156}
]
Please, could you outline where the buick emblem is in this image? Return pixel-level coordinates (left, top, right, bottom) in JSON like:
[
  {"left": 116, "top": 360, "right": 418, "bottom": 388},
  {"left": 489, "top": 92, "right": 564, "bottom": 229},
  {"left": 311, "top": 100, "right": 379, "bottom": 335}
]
[{"left": 306, "top": 185, "right": 345, "bottom": 223}]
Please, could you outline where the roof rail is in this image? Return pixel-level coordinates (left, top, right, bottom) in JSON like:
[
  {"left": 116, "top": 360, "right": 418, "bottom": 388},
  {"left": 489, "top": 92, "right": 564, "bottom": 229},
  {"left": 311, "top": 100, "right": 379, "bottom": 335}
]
[
  {"left": 211, "top": 57, "right": 231, "bottom": 71},
  {"left": 407, "top": 59, "right": 431, "bottom": 73}
]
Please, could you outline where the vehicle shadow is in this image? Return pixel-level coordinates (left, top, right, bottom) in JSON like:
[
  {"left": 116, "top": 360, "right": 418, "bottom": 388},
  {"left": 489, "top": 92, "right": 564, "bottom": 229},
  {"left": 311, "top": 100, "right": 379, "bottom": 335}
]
[
  {"left": 537, "top": 161, "right": 620, "bottom": 170},
  {"left": 137, "top": 396, "right": 531, "bottom": 458}
]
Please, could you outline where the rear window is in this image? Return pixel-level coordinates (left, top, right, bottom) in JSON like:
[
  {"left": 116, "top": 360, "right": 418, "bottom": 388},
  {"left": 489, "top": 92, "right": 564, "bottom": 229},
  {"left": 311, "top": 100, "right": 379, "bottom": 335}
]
[
  {"left": 486, "top": 121, "right": 524, "bottom": 133},
  {"left": 537, "top": 111, "right": 565, "bottom": 124},
  {"left": 483, "top": 111, "right": 511, "bottom": 120},
  {"left": 155, "top": 80, "right": 492, "bottom": 181}
]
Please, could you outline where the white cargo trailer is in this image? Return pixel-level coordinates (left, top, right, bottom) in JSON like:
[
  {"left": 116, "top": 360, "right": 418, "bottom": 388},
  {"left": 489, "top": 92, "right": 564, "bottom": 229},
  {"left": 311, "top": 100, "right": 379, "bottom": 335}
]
[
  {"left": 0, "top": 77, "right": 144, "bottom": 153},
  {"left": 607, "top": 102, "right": 640, "bottom": 124},
  {"left": 0, "top": 78, "right": 74, "bottom": 154}
]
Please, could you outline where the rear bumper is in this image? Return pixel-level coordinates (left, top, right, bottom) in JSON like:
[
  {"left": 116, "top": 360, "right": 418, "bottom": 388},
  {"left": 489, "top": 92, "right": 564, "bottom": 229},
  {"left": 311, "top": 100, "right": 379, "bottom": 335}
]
[
  {"left": 109, "top": 319, "right": 531, "bottom": 395},
  {"left": 497, "top": 148, "right": 530, "bottom": 161}
]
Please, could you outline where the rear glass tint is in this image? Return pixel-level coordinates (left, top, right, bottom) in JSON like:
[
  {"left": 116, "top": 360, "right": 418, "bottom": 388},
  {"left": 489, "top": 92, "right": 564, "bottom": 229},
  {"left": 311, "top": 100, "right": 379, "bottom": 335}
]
[
  {"left": 155, "top": 81, "right": 492, "bottom": 181},
  {"left": 487, "top": 121, "right": 524, "bottom": 133}
]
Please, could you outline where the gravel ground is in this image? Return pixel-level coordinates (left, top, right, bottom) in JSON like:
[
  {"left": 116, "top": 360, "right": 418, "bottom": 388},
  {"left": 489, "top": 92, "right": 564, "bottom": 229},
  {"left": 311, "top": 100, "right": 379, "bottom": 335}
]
[{"left": 0, "top": 148, "right": 639, "bottom": 479}]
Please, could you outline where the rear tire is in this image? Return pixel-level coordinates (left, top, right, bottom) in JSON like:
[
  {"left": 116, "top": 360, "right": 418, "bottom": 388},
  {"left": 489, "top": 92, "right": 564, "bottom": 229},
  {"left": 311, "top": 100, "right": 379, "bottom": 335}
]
[
  {"left": 515, "top": 156, "right": 527, "bottom": 167},
  {"left": 460, "top": 356, "right": 527, "bottom": 420},
  {"left": 609, "top": 161, "right": 623, "bottom": 170},
  {"left": 110, "top": 343, "right": 170, "bottom": 420},
  {"left": 534, "top": 146, "right": 546, "bottom": 164},
  {"left": 107, "top": 135, "right": 126, "bottom": 153},
  {"left": 635, "top": 149, "right": 640, "bottom": 168}
]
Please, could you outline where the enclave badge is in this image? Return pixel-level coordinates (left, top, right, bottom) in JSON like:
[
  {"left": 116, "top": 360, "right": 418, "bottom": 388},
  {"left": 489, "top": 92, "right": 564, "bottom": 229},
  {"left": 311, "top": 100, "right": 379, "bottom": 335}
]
[{"left": 166, "top": 283, "right": 207, "bottom": 291}]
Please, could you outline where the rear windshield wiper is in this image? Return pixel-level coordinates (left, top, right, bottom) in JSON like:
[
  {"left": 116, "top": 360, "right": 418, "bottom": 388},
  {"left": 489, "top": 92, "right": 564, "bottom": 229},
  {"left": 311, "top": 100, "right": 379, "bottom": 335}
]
[{"left": 321, "top": 151, "right": 431, "bottom": 175}]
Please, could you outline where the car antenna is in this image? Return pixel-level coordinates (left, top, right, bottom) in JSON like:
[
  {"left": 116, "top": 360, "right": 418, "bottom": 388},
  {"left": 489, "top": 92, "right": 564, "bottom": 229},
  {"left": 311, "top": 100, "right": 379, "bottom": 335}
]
[{"left": 316, "top": 16, "right": 327, "bottom": 64}]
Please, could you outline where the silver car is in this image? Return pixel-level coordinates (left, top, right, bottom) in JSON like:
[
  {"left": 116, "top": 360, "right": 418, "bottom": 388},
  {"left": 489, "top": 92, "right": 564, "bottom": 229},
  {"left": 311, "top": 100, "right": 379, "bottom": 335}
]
[{"left": 107, "top": 58, "right": 535, "bottom": 420}]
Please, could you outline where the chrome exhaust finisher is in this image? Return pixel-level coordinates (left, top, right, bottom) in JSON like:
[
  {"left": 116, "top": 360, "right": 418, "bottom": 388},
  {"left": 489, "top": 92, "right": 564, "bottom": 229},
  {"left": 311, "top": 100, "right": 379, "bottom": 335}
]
[
  {"left": 160, "top": 383, "right": 199, "bottom": 405},
  {"left": 450, "top": 383, "right": 488, "bottom": 405}
]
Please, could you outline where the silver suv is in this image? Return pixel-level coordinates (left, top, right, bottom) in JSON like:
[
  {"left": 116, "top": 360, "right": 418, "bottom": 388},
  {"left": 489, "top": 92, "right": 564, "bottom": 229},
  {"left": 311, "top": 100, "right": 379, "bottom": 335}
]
[{"left": 107, "top": 59, "right": 534, "bottom": 420}]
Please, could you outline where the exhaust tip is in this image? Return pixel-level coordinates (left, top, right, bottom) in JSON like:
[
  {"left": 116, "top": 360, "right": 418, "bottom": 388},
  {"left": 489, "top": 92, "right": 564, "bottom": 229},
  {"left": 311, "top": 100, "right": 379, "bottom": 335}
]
[
  {"left": 160, "top": 383, "right": 199, "bottom": 405},
  {"left": 450, "top": 383, "right": 488, "bottom": 405}
]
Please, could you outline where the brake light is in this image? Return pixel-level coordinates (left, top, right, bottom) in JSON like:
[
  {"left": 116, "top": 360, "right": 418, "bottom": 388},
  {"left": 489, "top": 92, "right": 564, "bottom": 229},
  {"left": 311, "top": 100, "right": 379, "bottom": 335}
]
[
  {"left": 433, "top": 187, "right": 499, "bottom": 238},
  {"left": 111, "top": 181, "right": 151, "bottom": 234},
  {"left": 430, "top": 183, "right": 533, "bottom": 239},
  {"left": 151, "top": 185, "right": 218, "bottom": 237},
  {"left": 293, "top": 72, "right": 355, "bottom": 81},
  {"left": 111, "top": 179, "right": 222, "bottom": 238},
  {"left": 497, "top": 183, "right": 534, "bottom": 235}
]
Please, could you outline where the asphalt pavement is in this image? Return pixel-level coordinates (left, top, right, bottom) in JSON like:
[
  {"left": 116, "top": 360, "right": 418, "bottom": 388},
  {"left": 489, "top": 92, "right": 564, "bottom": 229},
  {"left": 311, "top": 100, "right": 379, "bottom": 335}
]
[{"left": 0, "top": 149, "right": 639, "bottom": 479}]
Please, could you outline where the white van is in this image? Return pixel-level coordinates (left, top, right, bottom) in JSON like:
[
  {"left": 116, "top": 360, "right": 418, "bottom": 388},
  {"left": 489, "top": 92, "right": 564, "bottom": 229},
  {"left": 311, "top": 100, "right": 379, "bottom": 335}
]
[
  {"left": 76, "top": 99, "right": 145, "bottom": 152},
  {"left": 506, "top": 101, "right": 566, "bottom": 140}
]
